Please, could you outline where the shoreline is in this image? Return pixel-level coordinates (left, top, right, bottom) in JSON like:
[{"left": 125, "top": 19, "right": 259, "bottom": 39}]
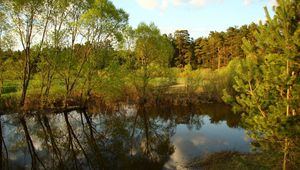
[
  {"left": 185, "top": 151, "right": 259, "bottom": 170},
  {"left": 0, "top": 92, "right": 226, "bottom": 113}
]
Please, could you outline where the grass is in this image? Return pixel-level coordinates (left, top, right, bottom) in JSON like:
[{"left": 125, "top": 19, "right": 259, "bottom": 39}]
[
  {"left": 186, "top": 151, "right": 282, "bottom": 170},
  {"left": 0, "top": 62, "right": 240, "bottom": 109}
]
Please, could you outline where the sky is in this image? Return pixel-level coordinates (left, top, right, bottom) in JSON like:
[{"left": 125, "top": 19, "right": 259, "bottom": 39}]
[{"left": 111, "top": 0, "right": 276, "bottom": 39}]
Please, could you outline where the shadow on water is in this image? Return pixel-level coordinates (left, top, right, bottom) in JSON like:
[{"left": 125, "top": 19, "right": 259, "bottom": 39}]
[{"left": 0, "top": 103, "right": 250, "bottom": 169}]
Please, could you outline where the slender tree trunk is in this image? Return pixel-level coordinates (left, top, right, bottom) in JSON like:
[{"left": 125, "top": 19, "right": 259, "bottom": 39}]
[
  {"left": 43, "top": 71, "right": 54, "bottom": 107},
  {"left": 286, "top": 60, "right": 290, "bottom": 117},
  {"left": 19, "top": 7, "right": 35, "bottom": 108},
  {"left": 217, "top": 55, "right": 221, "bottom": 69},
  {"left": 217, "top": 47, "right": 221, "bottom": 69},
  {"left": 20, "top": 48, "right": 31, "bottom": 107},
  {"left": 0, "top": 78, "right": 3, "bottom": 98},
  {"left": 283, "top": 137, "right": 289, "bottom": 170}
]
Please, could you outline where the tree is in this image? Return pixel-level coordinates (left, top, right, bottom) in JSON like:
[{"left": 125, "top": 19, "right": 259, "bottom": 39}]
[
  {"left": 117, "top": 26, "right": 136, "bottom": 69},
  {"left": 194, "top": 37, "right": 208, "bottom": 68},
  {"left": 227, "top": 0, "right": 300, "bottom": 119},
  {"left": 33, "top": 0, "right": 70, "bottom": 108},
  {"left": 225, "top": 26, "right": 244, "bottom": 60},
  {"left": 78, "top": 0, "right": 128, "bottom": 106},
  {"left": 0, "top": 9, "right": 12, "bottom": 96},
  {"left": 132, "top": 23, "right": 174, "bottom": 102},
  {"left": 4, "top": 0, "right": 51, "bottom": 107},
  {"left": 173, "top": 30, "right": 193, "bottom": 68},
  {"left": 224, "top": 1, "right": 300, "bottom": 169},
  {"left": 206, "top": 31, "right": 225, "bottom": 69}
]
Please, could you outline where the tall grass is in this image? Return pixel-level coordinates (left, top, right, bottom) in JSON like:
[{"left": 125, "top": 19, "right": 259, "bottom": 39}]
[
  {"left": 175, "top": 59, "right": 239, "bottom": 102},
  {"left": 200, "top": 59, "right": 239, "bottom": 102}
]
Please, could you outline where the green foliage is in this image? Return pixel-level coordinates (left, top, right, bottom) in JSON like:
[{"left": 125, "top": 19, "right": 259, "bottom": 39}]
[
  {"left": 131, "top": 23, "right": 174, "bottom": 98},
  {"left": 180, "top": 64, "right": 202, "bottom": 96},
  {"left": 194, "top": 37, "right": 208, "bottom": 67},
  {"left": 224, "top": 1, "right": 300, "bottom": 169},
  {"left": 91, "top": 60, "right": 127, "bottom": 102},
  {"left": 172, "top": 30, "right": 193, "bottom": 68},
  {"left": 229, "top": 0, "right": 300, "bottom": 120},
  {"left": 200, "top": 66, "right": 233, "bottom": 102},
  {"left": 79, "top": 0, "right": 128, "bottom": 43},
  {"left": 2, "top": 82, "right": 18, "bottom": 94}
]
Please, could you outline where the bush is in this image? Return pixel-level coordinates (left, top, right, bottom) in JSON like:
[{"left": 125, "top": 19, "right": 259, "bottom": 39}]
[
  {"left": 180, "top": 64, "right": 203, "bottom": 96},
  {"left": 2, "top": 81, "right": 18, "bottom": 94},
  {"left": 197, "top": 59, "right": 240, "bottom": 102}
]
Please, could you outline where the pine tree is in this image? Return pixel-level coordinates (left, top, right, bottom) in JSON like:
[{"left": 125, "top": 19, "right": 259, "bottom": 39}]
[
  {"left": 173, "top": 30, "right": 193, "bottom": 68},
  {"left": 224, "top": 1, "right": 300, "bottom": 169},
  {"left": 229, "top": 0, "right": 300, "bottom": 119},
  {"left": 194, "top": 37, "right": 208, "bottom": 68}
]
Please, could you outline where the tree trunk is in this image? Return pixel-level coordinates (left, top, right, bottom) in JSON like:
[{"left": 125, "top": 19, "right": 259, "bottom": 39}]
[
  {"left": 286, "top": 60, "right": 290, "bottom": 117},
  {"left": 217, "top": 47, "right": 221, "bottom": 69},
  {"left": 20, "top": 48, "right": 31, "bottom": 107},
  {"left": 282, "top": 137, "right": 289, "bottom": 170}
]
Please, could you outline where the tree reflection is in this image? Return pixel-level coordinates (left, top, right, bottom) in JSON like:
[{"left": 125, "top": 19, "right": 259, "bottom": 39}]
[
  {"left": 80, "top": 111, "right": 106, "bottom": 170},
  {"left": 131, "top": 105, "right": 175, "bottom": 169},
  {"left": 19, "top": 116, "right": 46, "bottom": 170},
  {"left": 0, "top": 106, "right": 176, "bottom": 170},
  {"left": 99, "top": 105, "right": 175, "bottom": 169},
  {"left": 0, "top": 103, "right": 241, "bottom": 170},
  {"left": 0, "top": 116, "right": 9, "bottom": 169},
  {"left": 38, "top": 114, "right": 64, "bottom": 168}
]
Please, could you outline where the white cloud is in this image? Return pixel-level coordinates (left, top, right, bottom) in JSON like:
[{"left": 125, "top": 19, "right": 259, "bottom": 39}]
[
  {"left": 243, "top": 0, "right": 252, "bottom": 6},
  {"left": 136, "top": 0, "right": 159, "bottom": 9},
  {"left": 189, "top": 0, "right": 207, "bottom": 7}
]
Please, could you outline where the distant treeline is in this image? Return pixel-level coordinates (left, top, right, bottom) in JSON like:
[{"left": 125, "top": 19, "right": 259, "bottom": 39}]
[
  {"left": 0, "top": 23, "right": 259, "bottom": 70},
  {"left": 168, "top": 23, "right": 258, "bottom": 69}
]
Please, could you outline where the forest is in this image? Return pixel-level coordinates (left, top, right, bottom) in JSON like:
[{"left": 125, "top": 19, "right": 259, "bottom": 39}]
[{"left": 0, "top": 0, "right": 300, "bottom": 169}]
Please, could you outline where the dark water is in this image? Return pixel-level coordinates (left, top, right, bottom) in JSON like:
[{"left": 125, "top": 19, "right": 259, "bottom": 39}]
[{"left": 0, "top": 104, "right": 250, "bottom": 169}]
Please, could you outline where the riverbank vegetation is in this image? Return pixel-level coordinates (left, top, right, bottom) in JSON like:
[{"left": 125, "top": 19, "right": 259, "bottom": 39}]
[{"left": 0, "top": 0, "right": 300, "bottom": 169}]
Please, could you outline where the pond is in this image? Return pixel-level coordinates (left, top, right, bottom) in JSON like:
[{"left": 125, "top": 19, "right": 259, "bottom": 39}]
[{"left": 0, "top": 104, "right": 250, "bottom": 169}]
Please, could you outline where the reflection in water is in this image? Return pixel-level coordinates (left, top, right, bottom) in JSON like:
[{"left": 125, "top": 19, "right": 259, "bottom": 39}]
[{"left": 0, "top": 104, "right": 249, "bottom": 169}]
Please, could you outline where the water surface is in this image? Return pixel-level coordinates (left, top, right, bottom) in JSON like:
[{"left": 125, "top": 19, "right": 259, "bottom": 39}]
[{"left": 0, "top": 104, "right": 250, "bottom": 169}]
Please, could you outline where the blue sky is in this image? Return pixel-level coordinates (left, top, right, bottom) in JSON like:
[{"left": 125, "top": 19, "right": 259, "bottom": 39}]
[{"left": 111, "top": 0, "right": 276, "bottom": 38}]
